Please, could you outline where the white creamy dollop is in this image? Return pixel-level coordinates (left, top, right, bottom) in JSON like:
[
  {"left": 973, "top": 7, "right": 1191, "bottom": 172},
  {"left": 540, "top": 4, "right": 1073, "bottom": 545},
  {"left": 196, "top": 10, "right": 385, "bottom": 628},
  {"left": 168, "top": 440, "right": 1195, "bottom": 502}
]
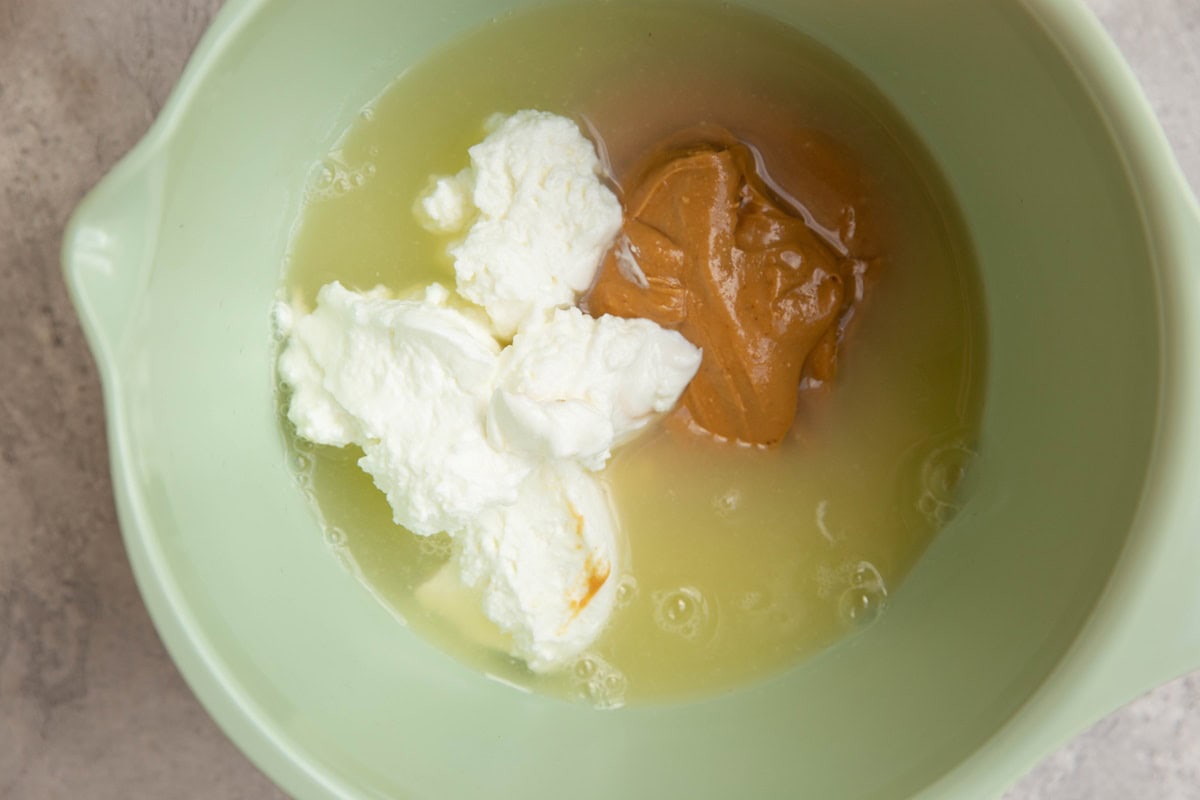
[
  {"left": 489, "top": 307, "right": 702, "bottom": 470},
  {"left": 280, "top": 111, "right": 701, "bottom": 672},
  {"left": 458, "top": 462, "right": 619, "bottom": 671},
  {"left": 420, "top": 109, "right": 623, "bottom": 338},
  {"left": 278, "top": 282, "right": 531, "bottom": 536},
  {"left": 417, "top": 171, "right": 472, "bottom": 233}
]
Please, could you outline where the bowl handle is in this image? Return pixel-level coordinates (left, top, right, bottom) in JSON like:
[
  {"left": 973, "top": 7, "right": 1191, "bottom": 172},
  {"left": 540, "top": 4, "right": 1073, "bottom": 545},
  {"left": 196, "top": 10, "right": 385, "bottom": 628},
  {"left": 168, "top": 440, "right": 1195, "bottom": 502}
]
[{"left": 62, "top": 145, "right": 167, "bottom": 364}]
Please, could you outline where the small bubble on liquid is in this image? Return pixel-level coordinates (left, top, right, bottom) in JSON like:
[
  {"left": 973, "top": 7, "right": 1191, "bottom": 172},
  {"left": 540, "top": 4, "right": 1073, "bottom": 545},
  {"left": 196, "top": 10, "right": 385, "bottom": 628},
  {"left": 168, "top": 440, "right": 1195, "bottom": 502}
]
[
  {"left": 352, "top": 172, "right": 366, "bottom": 187},
  {"left": 917, "top": 492, "right": 939, "bottom": 517},
  {"left": 851, "top": 561, "right": 885, "bottom": 592},
  {"left": 652, "top": 587, "right": 712, "bottom": 640},
  {"left": 359, "top": 107, "right": 375, "bottom": 121},
  {"left": 571, "top": 653, "right": 626, "bottom": 710},
  {"left": 294, "top": 454, "right": 310, "bottom": 470},
  {"left": 838, "top": 585, "right": 886, "bottom": 626},
  {"left": 915, "top": 439, "right": 976, "bottom": 526},
  {"left": 334, "top": 176, "right": 351, "bottom": 193},
  {"left": 615, "top": 575, "right": 638, "bottom": 607},
  {"left": 917, "top": 490, "right": 958, "bottom": 527},
  {"left": 324, "top": 526, "right": 347, "bottom": 547},
  {"left": 417, "top": 533, "right": 453, "bottom": 561},
  {"left": 902, "top": 434, "right": 978, "bottom": 532},
  {"left": 926, "top": 443, "right": 973, "bottom": 498},
  {"left": 364, "top": 162, "right": 377, "bottom": 176},
  {"left": 713, "top": 488, "right": 742, "bottom": 517}
]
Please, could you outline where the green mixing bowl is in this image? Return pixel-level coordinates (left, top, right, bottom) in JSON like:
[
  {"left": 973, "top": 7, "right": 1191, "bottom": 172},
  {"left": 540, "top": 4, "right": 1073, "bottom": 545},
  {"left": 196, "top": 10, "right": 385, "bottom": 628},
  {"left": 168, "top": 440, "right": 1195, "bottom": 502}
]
[{"left": 62, "top": 0, "right": 1200, "bottom": 797}]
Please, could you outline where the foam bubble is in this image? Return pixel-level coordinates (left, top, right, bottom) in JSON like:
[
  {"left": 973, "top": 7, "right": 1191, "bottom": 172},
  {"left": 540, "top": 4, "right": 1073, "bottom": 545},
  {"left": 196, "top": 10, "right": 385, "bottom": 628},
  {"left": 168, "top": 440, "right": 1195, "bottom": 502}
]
[
  {"left": 838, "top": 585, "right": 885, "bottom": 626},
  {"left": 615, "top": 574, "right": 638, "bottom": 608},
  {"left": 916, "top": 438, "right": 977, "bottom": 526},
  {"left": 851, "top": 561, "right": 885, "bottom": 591},
  {"left": 324, "top": 525, "right": 347, "bottom": 548},
  {"left": 713, "top": 488, "right": 742, "bottom": 517},
  {"left": 652, "top": 586, "right": 714, "bottom": 641},
  {"left": 574, "top": 656, "right": 597, "bottom": 679},
  {"left": 838, "top": 560, "right": 888, "bottom": 627},
  {"left": 309, "top": 157, "right": 376, "bottom": 200},
  {"left": 290, "top": 436, "right": 315, "bottom": 456},
  {"left": 570, "top": 653, "right": 626, "bottom": 709},
  {"left": 417, "top": 532, "right": 453, "bottom": 561},
  {"left": 314, "top": 164, "right": 335, "bottom": 190}
]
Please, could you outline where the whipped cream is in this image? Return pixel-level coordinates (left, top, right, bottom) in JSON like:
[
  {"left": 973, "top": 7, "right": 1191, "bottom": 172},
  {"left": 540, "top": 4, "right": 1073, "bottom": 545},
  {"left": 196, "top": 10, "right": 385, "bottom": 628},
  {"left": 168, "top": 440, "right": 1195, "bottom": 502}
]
[
  {"left": 281, "top": 111, "right": 700, "bottom": 673},
  {"left": 459, "top": 462, "right": 619, "bottom": 671},
  {"left": 420, "top": 109, "right": 623, "bottom": 338},
  {"left": 278, "top": 282, "right": 530, "bottom": 536},
  {"left": 490, "top": 307, "right": 702, "bottom": 470}
]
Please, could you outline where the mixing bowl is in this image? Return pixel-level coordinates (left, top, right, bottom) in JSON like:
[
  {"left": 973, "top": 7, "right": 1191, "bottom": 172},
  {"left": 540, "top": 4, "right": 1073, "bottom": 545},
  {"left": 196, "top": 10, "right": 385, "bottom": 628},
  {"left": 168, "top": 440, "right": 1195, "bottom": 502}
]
[{"left": 63, "top": 0, "right": 1200, "bottom": 797}]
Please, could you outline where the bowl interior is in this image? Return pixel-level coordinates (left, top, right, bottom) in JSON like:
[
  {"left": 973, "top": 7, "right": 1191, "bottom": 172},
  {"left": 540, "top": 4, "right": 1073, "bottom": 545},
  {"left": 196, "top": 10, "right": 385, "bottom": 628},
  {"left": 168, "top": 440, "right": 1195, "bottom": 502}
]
[{"left": 94, "top": 0, "right": 1159, "bottom": 797}]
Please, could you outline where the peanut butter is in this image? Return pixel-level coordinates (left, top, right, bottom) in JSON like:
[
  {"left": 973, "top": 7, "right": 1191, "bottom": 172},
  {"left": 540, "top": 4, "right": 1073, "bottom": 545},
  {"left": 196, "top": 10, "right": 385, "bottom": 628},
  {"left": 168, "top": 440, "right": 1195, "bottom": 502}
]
[{"left": 584, "top": 128, "right": 875, "bottom": 446}]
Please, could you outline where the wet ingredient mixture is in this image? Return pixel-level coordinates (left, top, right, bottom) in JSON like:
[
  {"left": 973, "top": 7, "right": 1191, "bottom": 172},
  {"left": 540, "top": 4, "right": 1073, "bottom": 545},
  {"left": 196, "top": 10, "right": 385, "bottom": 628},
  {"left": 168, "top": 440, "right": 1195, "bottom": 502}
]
[{"left": 279, "top": 1, "right": 987, "bottom": 706}]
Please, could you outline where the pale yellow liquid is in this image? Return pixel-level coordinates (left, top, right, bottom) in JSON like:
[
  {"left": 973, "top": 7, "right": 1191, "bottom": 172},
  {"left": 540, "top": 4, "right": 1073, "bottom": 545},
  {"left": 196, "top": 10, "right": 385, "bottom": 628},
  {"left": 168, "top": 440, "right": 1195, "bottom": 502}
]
[{"left": 280, "top": 1, "right": 986, "bottom": 706}]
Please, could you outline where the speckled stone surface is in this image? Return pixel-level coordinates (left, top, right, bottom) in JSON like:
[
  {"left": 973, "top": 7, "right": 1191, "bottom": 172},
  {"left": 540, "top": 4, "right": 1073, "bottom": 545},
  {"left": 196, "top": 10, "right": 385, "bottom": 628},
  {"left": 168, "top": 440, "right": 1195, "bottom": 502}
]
[{"left": 0, "top": 1, "right": 1196, "bottom": 798}]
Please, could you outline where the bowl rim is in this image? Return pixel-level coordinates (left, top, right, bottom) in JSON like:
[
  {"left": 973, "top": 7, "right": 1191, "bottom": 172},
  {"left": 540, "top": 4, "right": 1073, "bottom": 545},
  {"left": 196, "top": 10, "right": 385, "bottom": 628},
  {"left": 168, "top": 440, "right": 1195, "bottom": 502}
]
[
  {"left": 922, "top": 1, "right": 1200, "bottom": 795},
  {"left": 61, "top": 0, "right": 1200, "bottom": 798}
]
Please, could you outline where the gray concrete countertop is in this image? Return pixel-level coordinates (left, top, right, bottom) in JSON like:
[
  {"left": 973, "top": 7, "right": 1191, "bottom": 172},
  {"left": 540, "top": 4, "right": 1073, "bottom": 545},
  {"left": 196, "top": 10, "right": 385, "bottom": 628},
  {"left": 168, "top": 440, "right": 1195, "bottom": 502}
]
[{"left": 0, "top": 1, "right": 1196, "bottom": 797}]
